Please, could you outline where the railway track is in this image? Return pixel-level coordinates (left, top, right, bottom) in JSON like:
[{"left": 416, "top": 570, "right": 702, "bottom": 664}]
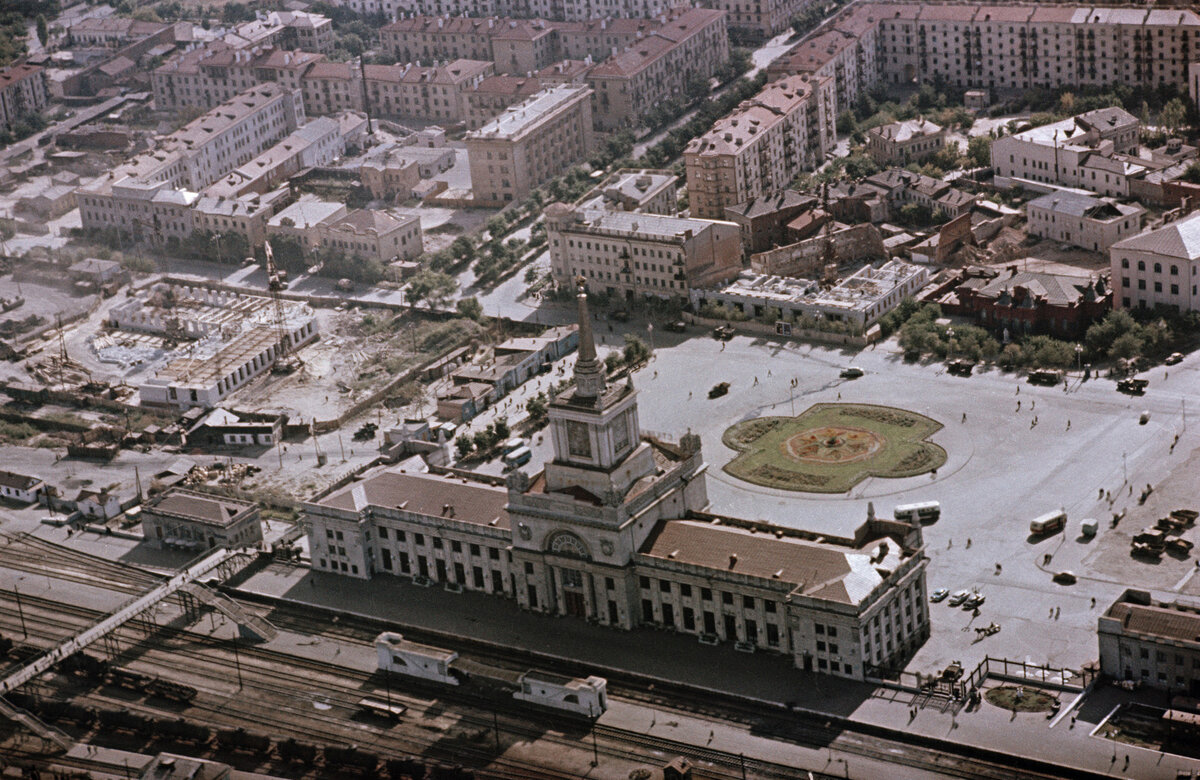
[
  {"left": 0, "top": 540, "right": 1090, "bottom": 779},
  {"left": 0, "top": 594, "right": 801, "bottom": 779}
]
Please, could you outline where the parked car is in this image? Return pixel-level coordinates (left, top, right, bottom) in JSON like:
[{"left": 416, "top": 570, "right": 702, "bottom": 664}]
[
  {"left": 1165, "top": 352, "right": 1184, "bottom": 365},
  {"left": 1052, "top": 571, "right": 1077, "bottom": 585},
  {"left": 708, "top": 382, "right": 730, "bottom": 399},
  {"left": 948, "top": 589, "right": 971, "bottom": 606},
  {"left": 962, "top": 594, "right": 986, "bottom": 609},
  {"left": 840, "top": 367, "right": 864, "bottom": 379},
  {"left": 930, "top": 588, "right": 949, "bottom": 602},
  {"left": 610, "top": 310, "right": 630, "bottom": 322},
  {"left": 664, "top": 321, "right": 687, "bottom": 333}
]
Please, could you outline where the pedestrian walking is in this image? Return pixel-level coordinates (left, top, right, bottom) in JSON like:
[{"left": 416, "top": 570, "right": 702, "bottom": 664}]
[
  {"left": 948, "top": 539, "right": 952, "bottom": 549},
  {"left": 1055, "top": 607, "right": 1061, "bottom": 619},
  {"left": 1031, "top": 400, "right": 1035, "bottom": 410},
  {"left": 962, "top": 412, "right": 967, "bottom": 422},
  {"left": 966, "top": 538, "right": 972, "bottom": 548},
  {"left": 1090, "top": 597, "right": 1095, "bottom": 608},
  {"left": 1017, "top": 400, "right": 1021, "bottom": 411},
  {"left": 1066, "top": 419, "right": 1071, "bottom": 430}
]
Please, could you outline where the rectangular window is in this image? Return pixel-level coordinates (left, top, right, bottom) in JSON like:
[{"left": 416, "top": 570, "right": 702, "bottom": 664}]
[
  {"left": 722, "top": 592, "right": 734, "bottom": 605},
  {"left": 659, "top": 580, "right": 671, "bottom": 593},
  {"left": 680, "top": 584, "right": 692, "bottom": 598},
  {"left": 399, "top": 552, "right": 410, "bottom": 574},
  {"left": 606, "top": 577, "right": 615, "bottom": 591},
  {"left": 525, "top": 562, "right": 535, "bottom": 575},
  {"left": 378, "top": 527, "right": 388, "bottom": 540},
  {"left": 765, "top": 601, "right": 776, "bottom": 613},
  {"left": 433, "top": 538, "right": 444, "bottom": 550},
  {"left": 381, "top": 549, "right": 392, "bottom": 570},
  {"left": 642, "top": 599, "right": 655, "bottom": 622},
  {"left": 701, "top": 588, "right": 713, "bottom": 601},
  {"left": 415, "top": 533, "right": 425, "bottom": 546},
  {"left": 743, "top": 596, "right": 755, "bottom": 610},
  {"left": 640, "top": 576, "right": 651, "bottom": 589},
  {"left": 470, "top": 544, "right": 480, "bottom": 556},
  {"left": 489, "top": 548, "right": 500, "bottom": 560}
]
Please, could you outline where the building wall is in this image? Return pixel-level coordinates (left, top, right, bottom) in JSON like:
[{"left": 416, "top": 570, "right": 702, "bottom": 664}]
[
  {"left": 466, "top": 86, "right": 593, "bottom": 206},
  {"left": 320, "top": 214, "right": 424, "bottom": 262},
  {"left": 142, "top": 508, "right": 263, "bottom": 550},
  {"left": 866, "top": 124, "right": 946, "bottom": 166},
  {"left": 1111, "top": 243, "right": 1200, "bottom": 312},
  {"left": 0, "top": 65, "right": 49, "bottom": 130},
  {"left": 1026, "top": 202, "right": 1143, "bottom": 252}
]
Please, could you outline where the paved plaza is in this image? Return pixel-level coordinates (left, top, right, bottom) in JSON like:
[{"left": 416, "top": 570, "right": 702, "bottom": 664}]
[{"left": 620, "top": 326, "right": 1200, "bottom": 675}]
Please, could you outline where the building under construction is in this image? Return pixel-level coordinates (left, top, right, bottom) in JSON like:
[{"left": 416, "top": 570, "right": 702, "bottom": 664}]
[{"left": 111, "top": 283, "right": 317, "bottom": 409}]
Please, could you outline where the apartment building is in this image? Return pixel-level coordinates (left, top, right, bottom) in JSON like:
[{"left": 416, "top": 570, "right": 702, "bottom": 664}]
[
  {"left": 381, "top": 16, "right": 558, "bottom": 75},
  {"left": 78, "top": 84, "right": 306, "bottom": 241},
  {"left": 581, "top": 168, "right": 678, "bottom": 215},
  {"left": 545, "top": 202, "right": 742, "bottom": 298},
  {"left": 586, "top": 7, "right": 728, "bottom": 131},
  {"left": 706, "top": 0, "right": 817, "bottom": 39},
  {"left": 345, "top": 0, "right": 676, "bottom": 22},
  {"left": 153, "top": 43, "right": 322, "bottom": 112},
  {"left": 205, "top": 117, "right": 345, "bottom": 199},
  {"left": 466, "top": 84, "right": 594, "bottom": 206},
  {"left": 302, "top": 61, "right": 364, "bottom": 115},
  {"left": 684, "top": 74, "right": 835, "bottom": 220},
  {"left": 465, "top": 74, "right": 544, "bottom": 128},
  {"left": 320, "top": 209, "right": 424, "bottom": 263},
  {"left": 342, "top": 0, "right": 499, "bottom": 21},
  {"left": 267, "top": 194, "right": 348, "bottom": 249},
  {"left": 1100, "top": 589, "right": 1200, "bottom": 695},
  {"left": 192, "top": 189, "right": 288, "bottom": 249},
  {"left": 1026, "top": 191, "right": 1144, "bottom": 252},
  {"left": 992, "top": 107, "right": 1142, "bottom": 196},
  {"left": 770, "top": 3, "right": 1200, "bottom": 107},
  {"left": 365, "top": 60, "right": 493, "bottom": 123},
  {"left": 0, "top": 65, "right": 48, "bottom": 131},
  {"left": 68, "top": 17, "right": 171, "bottom": 47},
  {"left": 1110, "top": 211, "right": 1200, "bottom": 312},
  {"left": 866, "top": 118, "right": 946, "bottom": 166}
]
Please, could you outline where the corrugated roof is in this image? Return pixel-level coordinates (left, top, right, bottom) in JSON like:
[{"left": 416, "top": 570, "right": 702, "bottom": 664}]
[
  {"left": 318, "top": 470, "right": 511, "bottom": 530},
  {"left": 1111, "top": 212, "right": 1200, "bottom": 260}
]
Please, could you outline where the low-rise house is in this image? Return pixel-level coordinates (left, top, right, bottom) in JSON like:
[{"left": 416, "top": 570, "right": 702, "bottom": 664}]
[
  {"left": 141, "top": 488, "right": 263, "bottom": 550},
  {"left": 724, "top": 190, "right": 819, "bottom": 254},
  {"left": 945, "top": 266, "right": 1111, "bottom": 339},
  {"left": 68, "top": 258, "right": 129, "bottom": 292},
  {"left": 1110, "top": 211, "right": 1200, "bottom": 312},
  {"left": 0, "top": 471, "right": 46, "bottom": 504},
  {"left": 320, "top": 209, "right": 424, "bottom": 263},
  {"left": 184, "top": 408, "right": 286, "bottom": 448},
  {"left": 866, "top": 119, "right": 946, "bottom": 166},
  {"left": 75, "top": 488, "right": 124, "bottom": 519},
  {"left": 583, "top": 169, "right": 677, "bottom": 215},
  {"left": 1026, "top": 191, "right": 1144, "bottom": 252},
  {"left": 267, "top": 195, "right": 347, "bottom": 250},
  {"left": 436, "top": 381, "right": 492, "bottom": 423}
]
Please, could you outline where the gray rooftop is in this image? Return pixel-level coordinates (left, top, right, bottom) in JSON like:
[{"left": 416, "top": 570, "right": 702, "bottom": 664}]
[{"left": 468, "top": 84, "right": 590, "bottom": 141}]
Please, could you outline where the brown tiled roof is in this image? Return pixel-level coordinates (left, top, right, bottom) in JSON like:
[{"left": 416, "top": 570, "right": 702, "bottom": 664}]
[
  {"left": 0, "top": 64, "right": 43, "bottom": 88},
  {"left": 0, "top": 470, "right": 41, "bottom": 491},
  {"left": 1109, "top": 602, "right": 1200, "bottom": 644},
  {"left": 588, "top": 34, "right": 675, "bottom": 78},
  {"left": 153, "top": 489, "right": 255, "bottom": 527},
  {"left": 639, "top": 519, "right": 893, "bottom": 603},
  {"left": 471, "top": 75, "right": 541, "bottom": 97},
  {"left": 319, "top": 470, "right": 511, "bottom": 530},
  {"left": 305, "top": 61, "right": 356, "bottom": 80}
]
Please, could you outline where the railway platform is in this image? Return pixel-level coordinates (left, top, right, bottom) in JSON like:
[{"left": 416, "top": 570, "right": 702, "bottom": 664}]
[{"left": 236, "top": 562, "right": 1200, "bottom": 780}]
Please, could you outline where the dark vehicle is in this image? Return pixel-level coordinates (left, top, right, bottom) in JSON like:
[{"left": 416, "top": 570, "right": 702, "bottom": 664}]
[
  {"left": 947, "top": 359, "right": 976, "bottom": 376},
  {"left": 712, "top": 324, "right": 734, "bottom": 340},
  {"left": 1132, "top": 541, "right": 1163, "bottom": 558},
  {"left": 1168, "top": 537, "right": 1195, "bottom": 554},
  {"left": 664, "top": 321, "right": 687, "bottom": 333},
  {"left": 610, "top": 310, "right": 630, "bottom": 322},
  {"left": 58, "top": 652, "right": 108, "bottom": 679},
  {"left": 1052, "top": 571, "right": 1077, "bottom": 585},
  {"left": 40, "top": 701, "right": 96, "bottom": 726},
  {"left": 1029, "top": 369, "right": 1063, "bottom": 386},
  {"left": 1118, "top": 378, "right": 1149, "bottom": 395},
  {"left": 98, "top": 709, "right": 153, "bottom": 737},
  {"left": 158, "top": 718, "right": 211, "bottom": 744},
  {"left": 840, "top": 366, "right": 864, "bottom": 379},
  {"left": 278, "top": 738, "right": 319, "bottom": 763},
  {"left": 708, "top": 382, "right": 730, "bottom": 399},
  {"left": 148, "top": 679, "right": 198, "bottom": 703},
  {"left": 354, "top": 422, "right": 378, "bottom": 441},
  {"left": 107, "top": 667, "right": 153, "bottom": 692},
  {"left": 217, "top": 728, "right": 271, "bottom": 754},
  {"left": 324, "top": 746, "right": 379, "bottom": 773}
]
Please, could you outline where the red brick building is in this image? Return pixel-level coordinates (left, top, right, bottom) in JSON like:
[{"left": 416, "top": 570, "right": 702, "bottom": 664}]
[{"left": 942, "top": 266, "right": 1112, "bottom": 339}]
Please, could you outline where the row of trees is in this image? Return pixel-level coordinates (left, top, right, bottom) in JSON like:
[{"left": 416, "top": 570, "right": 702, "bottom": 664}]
[
  {"left": 454, "top": 417, "right": 510, "bottom": 459},
  {"left": 896, "top": 303, "right": 1179, "bottom": 368}
]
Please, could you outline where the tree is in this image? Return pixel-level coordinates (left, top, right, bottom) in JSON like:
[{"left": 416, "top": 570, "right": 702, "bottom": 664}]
[
  {"left": 967, "top": 135, "right": 991, "bottom": 168},
  {"left": 35, "top": 14, "right": 46, "bottom": 47},
  {"left": 492, "top": 417, "right": 510, "bottom": 441},
  {"left": 456, "top": 296, "right": 484, "bottom": 322},
  {"left": 406, "top": 270, "right": 456, "bottom": 309},
  {"left": 1160, "top": 97, "right": 1188, "bottom": 136},
  {"left": 897, "top": 202, "right": 932, "bottom": 227},
  {"left": 455, "top": 435, "right": 474, "bottom": 459},
  {"left": 1058, "top": 91, "right": 1075, "bottom": 116},
  {"left": 526, "top": 393, "right": 548, "bottom": 427},
  {"left": 622, "top": 334, "right": 651, "bottom": 367},
  {"left": 836, "top": 110, "right": 858, "bottom": 136},
  {"left": 450, "top": 235, "right": 475, "bottom": 262}
]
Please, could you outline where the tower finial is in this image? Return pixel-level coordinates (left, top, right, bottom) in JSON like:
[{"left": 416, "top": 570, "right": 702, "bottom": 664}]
[{"left": 572, "top": 277, "right": 605, "bottom": 399}]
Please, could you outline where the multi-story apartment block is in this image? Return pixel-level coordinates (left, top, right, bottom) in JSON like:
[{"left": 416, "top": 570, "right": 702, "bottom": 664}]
[
  {"left": 344, "top": 0, "right": 676, "bottom": 22},
  {"left": 301, "top": 61, "right": 365, "bottom": 115},
  {"left": 684, "top": 74, "right": 835, "bottom": 220},
  {"left": 705, "top": 0, "right": 817, "bottom": 40},
  {"left": 1110, "top": 210, "right": 1200, "bottom": 312},
  {"left": 1100, "top": 589, "right": 1200, "bottom": 694},
  {"left": 866, "top": 118, "right": 946, "bottom": 166},
  {"left": 466, "top": 84, "right": 594, "bottom": 206},
  {"left": 381, "top": 16, "right": 557, "bottom": 75},
  {"left": 771, "top": 3, "right": 1200, "bottom": 106},
  {"left": 586, "top": 8, "right": 728, "bottom": 131},
  {"left": 0, "top": 64, "right": 48, "bottom": 131},
  {"left": 68, "top": 17, "right": 171, "bottom": 47},
  {"left": 78, "top": 83, "right": 306, "bottom": 242},
  {"left": 320, "top": 209, "right": 424, "bottom": 263},
  {"left": 992, "top": 107, "right": 1141, "bottom": 196},
  {"left": 205, "top": 117, "right": 345, "bottom": 199},
  {"left": 153, "top": 43, "right": 322, "bottom": 112},
  {"left": 365, "top": 60, "right": 493, "bottom": 123},
  {"left": 1026, "top": 191, "right": 1144, "bottom": 253},
  {"left": 192, "top": 189, "right": 288, "bottom": 249},
  {"left": 465, "top": 74, "right": 544, "bottom": 128},
  {"left": 305, "top": 290, "right": 930, "bottom": 681},
  {"left": 545, "top": 202, "right": 742, "bottom": 299},
  {"left": 223, "top": 11, "right": 335, "bottom": 54}
]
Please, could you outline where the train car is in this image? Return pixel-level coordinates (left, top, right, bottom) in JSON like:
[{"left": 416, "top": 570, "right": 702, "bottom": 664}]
[
  {"left": 39, "top": 701, "right": 96, "bottom": 727},
  {"left": 358, "top": 697, "right": 407, "bottom": 721},
  {"left": 216, "top": 727, "right": 271, "bottom": 754},
  {"left": 0, "top": 635, "right": 13, "bottom": 656},
  {"left": 147, "top": 679, "right": 198, "bottom": 703},
  {"left": 513, "top": 672, "right": 607, "bottom": 718},
  {"left": 98, "top": 708, "right": 153, "bottom": 737},
  {"left": 107, "top": 667, "right": 154, "bottom": 693},
  {"left": 386, "top": 758, "right": 426, "bottom": 779},
  {"left": 323, "top": 745, "right": 379, "bottom": 774},
  {"left": 428, "top": 767, "right": 474, "bottom": 780},
  {"left": 277, "top": 738, "right": 318, "bottom": 763},
  {"left": 59, "top": 652, "right": 110, "bottom": 679},
  {"left": 156, "top": 717, "right": 211, "bottom": 745}
]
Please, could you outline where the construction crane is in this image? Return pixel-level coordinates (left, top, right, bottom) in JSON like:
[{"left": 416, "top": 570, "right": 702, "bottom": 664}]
[{"left": 263, "top": 241, "right": 301, "bottom": 374}]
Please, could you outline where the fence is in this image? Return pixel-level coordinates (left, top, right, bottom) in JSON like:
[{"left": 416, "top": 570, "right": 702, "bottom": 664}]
[{"left": 966, "top": 656, "right": 1089, "bottom": 693}]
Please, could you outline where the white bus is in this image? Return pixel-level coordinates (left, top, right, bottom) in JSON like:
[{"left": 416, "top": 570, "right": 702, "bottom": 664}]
[
  {"left": 1030, "top": 510, "right": 1067, "bottom": 536},
  {"left": 894, "top": 501, "right": 941, "bottom": 524}
]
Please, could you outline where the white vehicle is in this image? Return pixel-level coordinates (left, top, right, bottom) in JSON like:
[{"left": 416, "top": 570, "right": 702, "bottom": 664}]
[
  {"left": 948, "top": 589, "right": 971, "bottom": 606},
  {"left": 894, "top": 501, "right": 941, "bottom": 524}
]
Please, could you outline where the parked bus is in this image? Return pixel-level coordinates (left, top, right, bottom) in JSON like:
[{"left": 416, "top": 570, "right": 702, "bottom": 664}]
[
  {"left": 894, "top": 501, "right": 941, "bottom": 524},
  {"left": 501, "top": 437, "right": 527, "bottom": 455},
  {"left": 502, "top": 446, "right": 532, "bottom": 469},
  {"left": 1030, "top": 510, "right": 1067, "bottom": 536}
]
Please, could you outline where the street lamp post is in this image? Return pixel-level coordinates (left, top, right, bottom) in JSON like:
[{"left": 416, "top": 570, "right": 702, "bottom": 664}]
[
  {"left": 945, "top": 328, "right": 955, "bottom": 362},
  {"left": 1075, "top": 344, "right": 1083, "bottom": 374}
]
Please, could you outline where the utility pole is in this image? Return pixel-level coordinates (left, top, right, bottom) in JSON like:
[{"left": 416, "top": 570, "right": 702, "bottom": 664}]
[
  {"left": 13, "top": 585, "right": 26, "bottom": 638},
  {"left": 492, "top": 710, "right": 500, "bottom": 752},
  {"left": 232, "top": 635, "right": 243, "bottom": 689},
  {"left": 359, "top": 55, "right": 374, "bottom": 136},
  {"left": 589, "top": 704, "right": 599, "bottom": 766}
]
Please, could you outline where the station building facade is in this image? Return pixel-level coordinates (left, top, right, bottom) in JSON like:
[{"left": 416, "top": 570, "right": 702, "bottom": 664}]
[{"left": 303, "top": 289, "right": 929, "bottom": 680}]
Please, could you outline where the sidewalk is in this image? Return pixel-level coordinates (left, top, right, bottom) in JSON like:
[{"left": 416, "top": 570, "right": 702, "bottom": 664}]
[{"left": 237, "top": 563, "right": 1200, "bottom": 780}]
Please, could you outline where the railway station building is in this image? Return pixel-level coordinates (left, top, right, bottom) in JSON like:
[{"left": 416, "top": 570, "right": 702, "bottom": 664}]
[
  {"left": 142, "top": 488, "right": 263, "bottom": 551},
  {"left": 304, "top": 288, "right": 929, "bottom": 680}
]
